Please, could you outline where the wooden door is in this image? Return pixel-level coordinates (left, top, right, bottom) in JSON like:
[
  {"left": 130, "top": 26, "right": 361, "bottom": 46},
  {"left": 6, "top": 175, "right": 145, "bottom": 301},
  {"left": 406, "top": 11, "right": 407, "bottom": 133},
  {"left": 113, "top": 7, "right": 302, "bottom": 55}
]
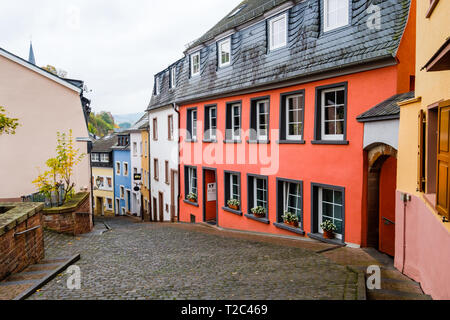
[
  {"left": 153, "top": 197, "right": 157, "bottom": 222},
  {"left": 379, "top": 157, "right": 397, "bottom": 256},
  {"left": 437, "top": 101, "right": 450, "bottom": 219},
  {"left": 159, "top": 192, "right": 164, "bottom": 222}
]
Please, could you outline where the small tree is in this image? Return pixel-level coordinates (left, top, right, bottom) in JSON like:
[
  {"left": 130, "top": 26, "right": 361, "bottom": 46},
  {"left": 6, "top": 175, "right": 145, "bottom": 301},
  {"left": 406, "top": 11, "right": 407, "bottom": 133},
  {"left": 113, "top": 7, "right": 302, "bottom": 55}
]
[
  {"left": 0, "top": 106, "right": 19, "bottom": 135},
  {"left": 33, "top": 130, "right": 86, "bottom": 204}
]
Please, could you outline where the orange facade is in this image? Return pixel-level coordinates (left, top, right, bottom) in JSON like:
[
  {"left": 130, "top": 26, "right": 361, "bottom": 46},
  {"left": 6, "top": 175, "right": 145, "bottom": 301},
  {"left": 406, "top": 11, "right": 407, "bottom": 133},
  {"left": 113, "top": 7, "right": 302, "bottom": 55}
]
[{"left": 179, "top": 64, "right": 410, "bottom": 246}]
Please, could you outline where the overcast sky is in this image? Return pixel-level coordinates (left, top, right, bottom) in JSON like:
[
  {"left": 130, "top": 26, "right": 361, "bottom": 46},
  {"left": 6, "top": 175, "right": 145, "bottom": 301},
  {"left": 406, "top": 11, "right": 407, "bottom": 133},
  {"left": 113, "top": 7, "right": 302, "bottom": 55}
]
[{"left": 0, "top": 0, "right": 242, "bottom": 115}]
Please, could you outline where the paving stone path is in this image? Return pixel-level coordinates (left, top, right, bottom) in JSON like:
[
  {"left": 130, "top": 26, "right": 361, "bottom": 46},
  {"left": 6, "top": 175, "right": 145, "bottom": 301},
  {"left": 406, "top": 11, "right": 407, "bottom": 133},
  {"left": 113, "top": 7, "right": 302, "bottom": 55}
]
[{"left": 28, "top": 217, "right": 361, "bottom": 300}]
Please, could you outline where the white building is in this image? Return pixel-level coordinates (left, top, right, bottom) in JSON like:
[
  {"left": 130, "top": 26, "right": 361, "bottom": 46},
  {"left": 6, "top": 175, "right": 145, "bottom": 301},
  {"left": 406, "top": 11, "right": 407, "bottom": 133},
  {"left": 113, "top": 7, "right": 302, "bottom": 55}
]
[
  {"left": 148, "top": 104, "right": 179, "bottom": 222},
  {"left": 129, "top": 114, "right": 148, "bottom": 217}
]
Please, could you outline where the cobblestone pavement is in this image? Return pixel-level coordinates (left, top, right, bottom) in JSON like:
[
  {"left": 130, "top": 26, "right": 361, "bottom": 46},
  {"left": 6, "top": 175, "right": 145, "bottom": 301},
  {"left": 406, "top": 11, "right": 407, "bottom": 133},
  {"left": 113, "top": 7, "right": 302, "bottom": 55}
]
[{"left": 29, "top": 217, "right": 361, "bottom": 300}]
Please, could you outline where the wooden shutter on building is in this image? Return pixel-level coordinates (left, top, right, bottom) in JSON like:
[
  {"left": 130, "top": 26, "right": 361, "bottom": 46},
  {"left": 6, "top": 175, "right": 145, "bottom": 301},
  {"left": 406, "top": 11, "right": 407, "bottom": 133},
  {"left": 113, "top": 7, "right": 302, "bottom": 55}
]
[
  {"left": 436, "top": 100, "right": 450, "bottom": 219},
  {"left": 418, "top": 110, "right": 426, "bottom": 192}
]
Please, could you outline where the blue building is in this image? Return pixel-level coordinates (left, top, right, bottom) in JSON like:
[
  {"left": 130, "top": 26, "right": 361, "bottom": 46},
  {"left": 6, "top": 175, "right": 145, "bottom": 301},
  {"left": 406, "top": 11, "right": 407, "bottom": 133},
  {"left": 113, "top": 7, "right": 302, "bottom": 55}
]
[{"left": 112, "top": 133, "right": 132, "bottom": 216}]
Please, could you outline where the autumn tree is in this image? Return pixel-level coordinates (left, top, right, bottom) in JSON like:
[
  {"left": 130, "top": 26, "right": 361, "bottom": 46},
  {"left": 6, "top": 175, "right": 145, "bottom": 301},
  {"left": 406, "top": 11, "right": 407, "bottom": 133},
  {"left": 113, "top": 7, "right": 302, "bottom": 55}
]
[{"left": 0, "top": 106, "right": 19, "bottom": 135}]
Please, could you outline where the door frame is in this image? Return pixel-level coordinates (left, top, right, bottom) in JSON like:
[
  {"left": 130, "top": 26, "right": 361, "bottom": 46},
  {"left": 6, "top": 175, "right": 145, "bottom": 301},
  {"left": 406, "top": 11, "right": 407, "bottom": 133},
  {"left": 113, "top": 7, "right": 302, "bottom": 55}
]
[
  {"left": 158, "top": 192, "right": 164, "bottom": 222},
  {"left": 153, "top": 197, "right": 158, "bottom": 222},
  {"left": 202, "top": 167, "right": 218, "bottom": 226}
]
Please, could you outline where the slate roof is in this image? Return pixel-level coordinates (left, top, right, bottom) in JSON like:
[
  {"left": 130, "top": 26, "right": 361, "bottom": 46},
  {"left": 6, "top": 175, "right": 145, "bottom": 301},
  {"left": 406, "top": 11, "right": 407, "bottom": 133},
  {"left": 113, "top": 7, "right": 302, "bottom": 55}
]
[
  {"left": 91, "top": 135, "right": 119, "bottom": 153},
  {"left": 148, "top": 0, "right": 412, "bottom": 111},
  {"left": 129, "top": 113, "right": 149, "bottom": 131},
  {"left": 357, "top": 91, "right": 415, "bottom": 122}
]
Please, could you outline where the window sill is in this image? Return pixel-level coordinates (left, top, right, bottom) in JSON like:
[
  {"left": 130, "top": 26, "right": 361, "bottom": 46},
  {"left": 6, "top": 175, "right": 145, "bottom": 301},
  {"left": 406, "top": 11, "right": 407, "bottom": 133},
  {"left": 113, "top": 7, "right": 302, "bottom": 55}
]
[
  {"left": 245, "top": 214, "right": 270, "bottom": 224},
  {"left": 184, "top": 139, "right": 198, "bottom": 143},
  {"left": 307, "top": 233, "right": 345, "bottom": 246},
  {"left": 273, "top": 222, "right": 305, "bottom": 235},
  {"left": 247, "top": 140, "right": 270, "bottom": 144},
  {"left": 224, "top": 139, "right": 242, "bottom": 144},
  {"left": 311, "top": 140, "right": 349, "bottom": 145},
  {"left": 183, "top": 199, "right": 199, "bottom": 207},
  {"left": 202, "top": 139, "right": 218, "bottom": 143},
  {"left": 222, "top": 207, "right": 243, "bottom": 216},
  {"left": 277, "top": 140, "right": 306, "bottom": 145}
]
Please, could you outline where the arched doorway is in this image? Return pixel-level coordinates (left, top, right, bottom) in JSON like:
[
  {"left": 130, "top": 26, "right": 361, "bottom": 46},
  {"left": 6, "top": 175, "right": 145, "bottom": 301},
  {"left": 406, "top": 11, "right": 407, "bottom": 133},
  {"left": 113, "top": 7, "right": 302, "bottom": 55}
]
[{"left": 366, "top": 144, "right": 397, "bottom": 256}]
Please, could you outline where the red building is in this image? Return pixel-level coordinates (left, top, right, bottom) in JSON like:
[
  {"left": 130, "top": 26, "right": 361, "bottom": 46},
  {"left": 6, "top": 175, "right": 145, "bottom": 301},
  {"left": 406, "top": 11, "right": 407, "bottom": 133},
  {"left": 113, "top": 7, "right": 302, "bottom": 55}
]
[{"left": 149, "top": 0, "right": 416, "bottom": 248}]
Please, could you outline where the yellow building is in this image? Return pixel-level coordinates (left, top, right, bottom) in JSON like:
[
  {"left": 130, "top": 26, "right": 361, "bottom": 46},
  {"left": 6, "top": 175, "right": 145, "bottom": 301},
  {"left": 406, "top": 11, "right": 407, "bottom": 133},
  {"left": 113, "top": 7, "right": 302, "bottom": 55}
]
[
  {"left": 396, "top": 0, "right": 450, "bottom": 299},
  {"left": 91, "top": 135, "right": 118, "bottom": 217},
  {"left": 140, "top": 121, "right": 151, "bottom": 221}
]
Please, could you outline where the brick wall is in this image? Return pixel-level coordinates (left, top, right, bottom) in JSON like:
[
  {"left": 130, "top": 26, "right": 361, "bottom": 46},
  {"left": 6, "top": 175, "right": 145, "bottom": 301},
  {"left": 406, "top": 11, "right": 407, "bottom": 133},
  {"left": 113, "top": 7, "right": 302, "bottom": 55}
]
[{"left": 0, "top": 211, "right": 44, "bottom": 281}]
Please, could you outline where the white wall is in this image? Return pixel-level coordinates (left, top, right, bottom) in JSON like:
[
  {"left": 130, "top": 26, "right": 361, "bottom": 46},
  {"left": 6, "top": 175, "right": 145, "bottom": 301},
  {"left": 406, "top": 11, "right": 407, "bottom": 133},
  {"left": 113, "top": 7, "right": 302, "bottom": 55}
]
[
  {"left": 363, "top": 119, "right": 399, "bottom": 150},
  {"left": 149, "top": 105, "right": 179, "bottom": 222},
  {"left": 130, "top": 131, "right": 142, "bottom": 215}
]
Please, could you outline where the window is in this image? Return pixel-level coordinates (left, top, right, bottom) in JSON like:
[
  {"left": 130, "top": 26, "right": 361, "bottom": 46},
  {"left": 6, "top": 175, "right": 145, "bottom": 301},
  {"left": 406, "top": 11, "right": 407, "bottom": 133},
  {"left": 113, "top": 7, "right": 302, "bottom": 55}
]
[
  {"left": 190, "top": 52, "right": 200, "bottom": 77},
  {"left": 97, "top": 176, "right": 105, "bottom": 188},
  {"left": 226, "top": 102, "right": 241, "bottom": 141},
  {"left": 106, "top": 198, "right": 113, "bottom": 211},
  {"left": 314, "top": 83, "right": 347, "bottom": 143},
  {"left": 133, "top": 142, "right": 137, "bottom": 156},
  {"left": 204, "top": 105, "right": 217, "bottom": 141},
  {"left": 139, "top": 142, "right": 142, "bottom": 156},
  {"left": 91, "top": 153, "right": 99, "bottom": 162},
  {"left": 218, "top": 38, "right": 231, "bottom": 68},
  {"left": 100, "top": 153, "right": 109, "bottom": 163},
  {"left": 319, "top": 188, "right": 344, "bottom": 239},
  {"left": 107, "top": 177, "right": 113, "bottom": 189},
  {"left": 170, "top": 67, "right": 176, "bottom": 89},
  {"left": 268, "top": 13, "right": 287, "bottom": 51},
  {"left": 324, "top": 0, "right": 349, "bottom": 32},
  {"left": 224, "top": 172, "right": 241, "bottom": 211},
  {"left": 187, "top": 108, "right": 198, "bottom": 141},
  {"left": 155, "top": 76, "right": 160, "bottom": 95},
  {"left": 124, "top": 162, "right": 129, "bottom": 176},
  {"left": 165, "top": 161, "right": 169, "bottom": 185},
  {"left": 250, "top": 98, "right": 270, "bottom": 142},
  {"left": 116, "top": 162, "right": 121, "bottom": 175},
  {"left": 247, "top": 175, "right": 269, "bottom": 220},
  {"left": 153, "top": 118, "right": 158, "bottom": 141},
  {"left": 120, "top": 186, "right": 125, "bottom": 199},
  {"left": 276, "top": 179, "right": 303, "bottom": 229},
  {"left": 185, "top": 167, "right": 198, "bottom": 200},
  {"left": 280, "top": 92, "right": 304, "bottom": 141},
  {"left": 168, "top": 115, "right": 174, "bottom": 140},
  {"left": 144, "top": 141, "right": 148, "bottom": 157},
  {"left": 154, "top": 159, "right": 159, "bottom": 181}
]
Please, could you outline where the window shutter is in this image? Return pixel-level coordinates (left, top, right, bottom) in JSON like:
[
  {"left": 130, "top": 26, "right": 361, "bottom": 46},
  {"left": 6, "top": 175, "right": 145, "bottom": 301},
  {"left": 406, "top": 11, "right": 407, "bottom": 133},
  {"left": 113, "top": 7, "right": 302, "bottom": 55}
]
[
  {"left": 417, "top": 110, "right": 426, "bottom": 192},
  {"left": 436, "top": 101, "right": 450, "bottom": 219}
]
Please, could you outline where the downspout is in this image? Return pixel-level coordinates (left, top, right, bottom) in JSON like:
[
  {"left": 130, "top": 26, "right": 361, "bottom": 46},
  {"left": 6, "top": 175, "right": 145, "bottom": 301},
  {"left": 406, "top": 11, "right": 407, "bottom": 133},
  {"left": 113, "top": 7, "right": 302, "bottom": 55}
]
[
  {"left": 147, "top": 110, "right": 152, "bottom": 222},
  {"left": 401, "top": 193, "right": 411, "bottom": 273},
  {"left": 173, "top": 103, "right": 181, "bottom": 222}
]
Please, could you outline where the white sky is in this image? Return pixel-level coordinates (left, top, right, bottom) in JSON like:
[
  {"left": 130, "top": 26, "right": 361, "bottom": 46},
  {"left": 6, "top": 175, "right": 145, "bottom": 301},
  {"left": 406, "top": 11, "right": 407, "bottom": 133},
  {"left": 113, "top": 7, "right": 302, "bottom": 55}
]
[{"left": 0, "top": 0, "right": 242, "bottom": 115}]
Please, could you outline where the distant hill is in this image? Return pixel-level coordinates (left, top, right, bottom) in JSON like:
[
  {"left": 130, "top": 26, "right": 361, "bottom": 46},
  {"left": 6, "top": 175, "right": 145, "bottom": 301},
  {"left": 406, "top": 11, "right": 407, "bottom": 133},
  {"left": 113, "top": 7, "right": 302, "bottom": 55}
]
[
  {"left": 119, "top": 122, "right": 131, "bottom": 130},
  {"left": 113, "top": 113, "right": 144, "bottom": 126},
  {"left": 88, "top": 112, "right": 118, "bottom": 137}
]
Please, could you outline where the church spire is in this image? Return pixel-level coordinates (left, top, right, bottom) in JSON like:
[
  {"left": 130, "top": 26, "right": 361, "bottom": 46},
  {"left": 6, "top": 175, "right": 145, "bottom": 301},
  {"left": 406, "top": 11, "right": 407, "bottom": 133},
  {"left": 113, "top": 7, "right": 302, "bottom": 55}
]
[{"left": 28, "top": 41, "right": 36, "bottom": 65}]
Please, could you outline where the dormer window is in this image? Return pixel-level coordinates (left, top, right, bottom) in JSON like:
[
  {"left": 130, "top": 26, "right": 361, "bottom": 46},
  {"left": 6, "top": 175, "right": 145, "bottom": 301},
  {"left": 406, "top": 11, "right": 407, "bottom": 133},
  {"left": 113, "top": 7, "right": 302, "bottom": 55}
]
[
  {"left": 268, "top": 13, "right": 287, "bottom": 51},
  {"left": 190, "top": 52, "right": 200, "bottom": 77},
  {"left": 218, "top": 38, "right": 231, "bottom": 68},
  {"left": 170, "top": 67, "right": 176, "bottom": 89},
  {"left": 324, "top": 0, "right": 349, "bottom": 32},
  {"left": 155, "top": 77, "right": 160, "bottom": 95}
]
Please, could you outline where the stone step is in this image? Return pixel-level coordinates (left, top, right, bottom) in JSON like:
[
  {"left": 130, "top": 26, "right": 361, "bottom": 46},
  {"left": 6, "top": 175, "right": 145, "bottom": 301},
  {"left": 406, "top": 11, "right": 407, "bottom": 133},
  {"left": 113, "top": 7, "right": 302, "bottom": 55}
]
[{"left": 367, "top": 288, "right": 432, "bottom": 300}]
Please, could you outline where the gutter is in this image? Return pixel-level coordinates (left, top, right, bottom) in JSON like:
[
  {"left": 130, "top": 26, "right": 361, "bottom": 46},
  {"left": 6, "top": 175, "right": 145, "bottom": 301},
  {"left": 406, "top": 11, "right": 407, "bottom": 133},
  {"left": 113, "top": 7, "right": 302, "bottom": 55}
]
[{"left": 173, "top": 103, "right": 181, "bottom": 223}]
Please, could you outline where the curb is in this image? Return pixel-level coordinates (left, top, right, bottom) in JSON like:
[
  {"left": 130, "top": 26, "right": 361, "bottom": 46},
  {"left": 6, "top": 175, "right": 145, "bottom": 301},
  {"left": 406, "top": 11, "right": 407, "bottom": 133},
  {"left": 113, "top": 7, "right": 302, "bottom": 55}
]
[
  {"left": 347, "top": 266, "right": 367, "bottom": 301},
  {"left": 13, "top": 254, "right": 81, "bottom": 300}
]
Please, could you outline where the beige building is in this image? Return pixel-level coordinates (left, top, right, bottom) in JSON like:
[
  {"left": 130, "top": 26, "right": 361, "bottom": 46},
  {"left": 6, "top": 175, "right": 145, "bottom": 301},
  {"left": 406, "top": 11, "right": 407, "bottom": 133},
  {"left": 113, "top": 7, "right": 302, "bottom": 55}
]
[{"left": 0, "top": 47, "right": 91, "bottom": 201}]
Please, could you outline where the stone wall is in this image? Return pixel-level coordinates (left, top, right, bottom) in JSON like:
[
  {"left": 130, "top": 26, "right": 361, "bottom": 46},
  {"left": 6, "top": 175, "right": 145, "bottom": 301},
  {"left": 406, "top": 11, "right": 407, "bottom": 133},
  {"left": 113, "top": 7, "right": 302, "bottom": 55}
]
[
  {"left": 0, "top": 203, "right": 45, "bottom": 281},
  {"left": 43, "top": 192, "right": 93, "bottom": 236}
]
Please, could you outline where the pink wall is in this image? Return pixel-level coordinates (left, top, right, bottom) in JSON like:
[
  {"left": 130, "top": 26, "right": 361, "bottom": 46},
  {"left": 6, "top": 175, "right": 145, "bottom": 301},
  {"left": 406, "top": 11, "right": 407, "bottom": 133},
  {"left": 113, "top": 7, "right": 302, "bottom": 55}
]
[
  {"left": 0, "top": 54, "right": 90, "bottom": 199},
  {"left": 395, "top": 191, "right": 450, "bottom": 299}
]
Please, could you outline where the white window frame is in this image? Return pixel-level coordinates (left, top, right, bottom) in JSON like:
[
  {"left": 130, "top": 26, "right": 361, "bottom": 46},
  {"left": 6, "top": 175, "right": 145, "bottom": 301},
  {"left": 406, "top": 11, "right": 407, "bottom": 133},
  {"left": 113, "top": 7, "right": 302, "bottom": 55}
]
[
  {"left": 321, "top": 87, "right": 345, "bottom": 141},
  {"left": 231, "top": 104, "right": 241, "bottom": 141},
  {"left": 268, "top": 13, "right": 288, "bottom": 51},
  {"left": 283, "top": 182, "right": 302, "bottom": 225},
  {"left": 106, "top": 197, "right": 113, "bottom": 211},
  {"left": 218, "top": 38, "right": 231, "bottom": 68},
  {"left": 188, "top": 167, "right": 197, "bottom": 196},
  {"left": 286, "top": 94, "right": 304, "bottom": 141},
  {"left": 115, "top": 198, "right": 120, "bottom": 215},
  {"left": 120, "top": 186, "right": 125, "bottom": 199},
  {"left": 106, "top": 176, "right": 113, "bottom": 189},
  {"left": 170, "top": 67, "right": 176, "bottom": 89},
  {"left": 323, "top": 0, "right": 349, "bottom": 32},
  {"left": 318, "top": 187, "right": 343, "bottom": 240},
  {"left": 191, "top": 110, "right": 198, "bottom": 140},
  {"left": 123, "top": 162, "right": 129, "bottom": 177},
  {"left": 190, "top": 52, "right": 200, "bottom": 77},
  {"left": 116, "top": 161, "right": 121, "bottom": 176},
  {"left": 91, "top": 153, "right": 99, "bottom": 162},
  {"left": 253, "top": 178, "right": 267, "bottom": 210},
  {"left": 100, "top": 153, "right": 109, "bottom": 163},
  {"left": 230, "top": 174, "right": 240, "bottom": 202},
  {"left": 256, "top": 100, "right": 269, "bottom": 140},
  {"left": 208, "top": 106, "right": 217, "bottom": 140},
  {"left": 133, "top": 142, "right": 137, "bottom": 156}
]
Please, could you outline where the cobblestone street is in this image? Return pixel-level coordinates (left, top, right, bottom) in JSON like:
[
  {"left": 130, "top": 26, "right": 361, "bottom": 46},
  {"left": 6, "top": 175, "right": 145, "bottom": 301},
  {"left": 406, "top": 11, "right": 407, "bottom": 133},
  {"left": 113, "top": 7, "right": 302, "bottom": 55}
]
[{"left": 28, "top": 217, "right": 362, "bottom": 300}]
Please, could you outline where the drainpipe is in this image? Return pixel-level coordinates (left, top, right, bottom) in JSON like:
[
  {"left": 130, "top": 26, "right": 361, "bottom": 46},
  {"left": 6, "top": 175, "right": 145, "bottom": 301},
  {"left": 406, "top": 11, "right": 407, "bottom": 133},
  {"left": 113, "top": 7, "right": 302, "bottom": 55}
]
[
  {"left": 173, "top": 103, "right": 181, "bottom": 223},
  {"left": 147, "top": 110, "right": 152, "bottom": 222},
  {"left": 401, "top": 193, "right": 411, "bottom": 273}
]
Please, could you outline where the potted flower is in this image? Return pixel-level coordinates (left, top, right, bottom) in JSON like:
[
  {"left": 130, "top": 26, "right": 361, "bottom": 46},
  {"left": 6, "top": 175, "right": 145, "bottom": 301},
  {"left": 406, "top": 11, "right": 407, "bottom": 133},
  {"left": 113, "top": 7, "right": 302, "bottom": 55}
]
[
  {"left": 282, "top": 212, "right": 299, "bottom": 228},
  {"left": 186, "top": 193, "right": 197, "bottom": 203},
  {"left": 251, "top": 206, "right": 266, "bottom": 218},
  {"left": 227, "top": 199, "right": 240, "bottom": 211},
  {"left": 320, "top": 220, "right": 337, "bottom": 239}
]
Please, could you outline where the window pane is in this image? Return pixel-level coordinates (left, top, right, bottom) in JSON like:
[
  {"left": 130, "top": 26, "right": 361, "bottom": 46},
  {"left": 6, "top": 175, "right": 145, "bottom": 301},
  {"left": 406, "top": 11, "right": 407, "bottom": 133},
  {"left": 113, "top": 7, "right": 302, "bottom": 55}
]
[
  {"left": 325, "top": 121, "right": 336, "bottom": 135},
  {"left": 334, "top": 191, "right": 343, "bottom": 204},
  {"left": 323, "top": 189, "right": 334, "bottom": 202},
  {"left": 325, "top": 91, "right": 336, "bottom": 106}
]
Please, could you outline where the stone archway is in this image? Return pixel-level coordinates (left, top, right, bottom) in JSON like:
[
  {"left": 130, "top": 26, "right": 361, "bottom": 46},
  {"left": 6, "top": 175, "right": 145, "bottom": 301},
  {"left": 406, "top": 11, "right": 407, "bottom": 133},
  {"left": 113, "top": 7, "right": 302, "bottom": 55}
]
[{"left": 366, "top": 143, "right": 398, "bottom": 251}]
